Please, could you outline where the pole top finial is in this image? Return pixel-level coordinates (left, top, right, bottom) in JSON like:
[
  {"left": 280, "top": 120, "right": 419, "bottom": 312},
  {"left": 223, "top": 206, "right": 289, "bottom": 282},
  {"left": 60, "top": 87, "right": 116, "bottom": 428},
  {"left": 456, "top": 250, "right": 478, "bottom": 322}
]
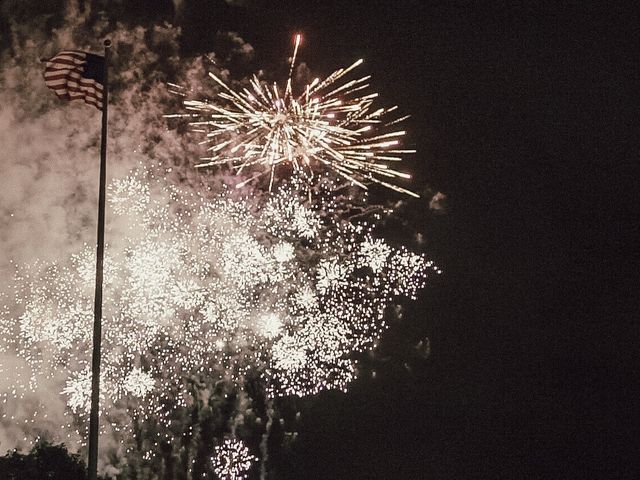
[{"left": 103, "top": 39, "right": 112, "bottom": 48}]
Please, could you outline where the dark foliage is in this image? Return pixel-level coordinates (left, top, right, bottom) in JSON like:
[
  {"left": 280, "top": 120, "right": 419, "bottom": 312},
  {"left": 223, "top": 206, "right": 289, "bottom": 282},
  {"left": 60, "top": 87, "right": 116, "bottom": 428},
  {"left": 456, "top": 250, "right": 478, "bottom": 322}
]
[{"left": 0, "top": 442, "right": 109, "bottom": 480}]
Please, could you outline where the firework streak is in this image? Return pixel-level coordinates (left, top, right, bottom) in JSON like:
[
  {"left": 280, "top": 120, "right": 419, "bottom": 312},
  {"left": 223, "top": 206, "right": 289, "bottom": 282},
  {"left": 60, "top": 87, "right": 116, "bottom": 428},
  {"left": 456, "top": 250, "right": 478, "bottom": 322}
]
[{"left": 167, "top": 35, "right": 419, "bottom": 196}]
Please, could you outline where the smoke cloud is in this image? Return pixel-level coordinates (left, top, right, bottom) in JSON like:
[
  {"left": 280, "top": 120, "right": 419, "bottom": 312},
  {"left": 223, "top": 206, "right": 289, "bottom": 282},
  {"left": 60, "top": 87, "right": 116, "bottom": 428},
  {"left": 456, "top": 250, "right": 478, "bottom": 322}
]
[
  {"left": 429, "top": 191, "right": 447, "bottom": 213},
  {"left": 0, "top": 0, "right": 255, "bottom": 458}
]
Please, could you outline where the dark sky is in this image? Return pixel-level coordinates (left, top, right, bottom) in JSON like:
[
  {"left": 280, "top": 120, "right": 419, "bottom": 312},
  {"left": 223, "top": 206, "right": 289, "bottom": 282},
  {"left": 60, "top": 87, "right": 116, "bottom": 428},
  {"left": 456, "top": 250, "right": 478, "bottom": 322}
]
[{"left": 2, "top": 1, "right": 636, "bottom": 478}]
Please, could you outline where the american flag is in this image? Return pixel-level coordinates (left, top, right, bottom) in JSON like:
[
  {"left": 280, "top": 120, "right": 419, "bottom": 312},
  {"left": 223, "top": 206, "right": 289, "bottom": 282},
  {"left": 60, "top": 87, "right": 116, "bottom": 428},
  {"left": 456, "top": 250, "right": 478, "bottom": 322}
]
[{"left": 42, "top": 50, "right": 105, "bottom": 110}]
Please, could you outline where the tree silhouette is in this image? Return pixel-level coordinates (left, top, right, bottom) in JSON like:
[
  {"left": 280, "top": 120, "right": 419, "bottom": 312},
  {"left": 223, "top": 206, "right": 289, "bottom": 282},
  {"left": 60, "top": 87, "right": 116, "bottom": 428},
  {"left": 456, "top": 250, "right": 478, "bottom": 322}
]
[{"left": 0, "top": 442, "right": 109, "bottom": 480}]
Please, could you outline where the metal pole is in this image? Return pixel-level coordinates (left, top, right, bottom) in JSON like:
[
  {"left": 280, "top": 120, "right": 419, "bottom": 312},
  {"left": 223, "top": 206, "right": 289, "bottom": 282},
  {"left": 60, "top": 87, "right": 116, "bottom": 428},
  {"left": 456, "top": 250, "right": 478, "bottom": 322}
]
[{"left": 88, "top": 38, "right": 111, "bottom": 480}]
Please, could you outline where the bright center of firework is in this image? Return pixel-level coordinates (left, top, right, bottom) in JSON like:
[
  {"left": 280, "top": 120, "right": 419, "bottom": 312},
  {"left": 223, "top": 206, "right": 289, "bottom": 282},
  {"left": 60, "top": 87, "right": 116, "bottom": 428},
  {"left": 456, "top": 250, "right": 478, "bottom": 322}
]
[
  {"left": 273, "top": 112, "right": 288, "bottom": 125},
  {"left": 257, "top": 313, "right": 283, "bottom": 339},
  {"left": 273, "top": 242, "right": 295, "bottom": 262}
]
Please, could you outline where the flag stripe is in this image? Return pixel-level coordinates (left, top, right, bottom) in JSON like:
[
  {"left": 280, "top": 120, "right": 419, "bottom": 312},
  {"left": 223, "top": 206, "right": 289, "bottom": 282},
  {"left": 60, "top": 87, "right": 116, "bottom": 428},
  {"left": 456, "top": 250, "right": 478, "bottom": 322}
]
[
  {"left": 55, "top": 91, "right": 99, "bottom": 100},
  {"left": 51, "top": 86, "right": 102, "bottom": 101},
  {"left": 44, "top": 67, "right": 85, "bottom": 77},
  {"left": 47, "top": 87, "right": 103, "bottom": 103},
  {"left": 54, "top": 89, "right": 101, "bottom": 100},
  {"left": 48, "top": 81, "right": 103, "bottom": 96},
  {"left": 44, "top": 67, "right": 83, "bottom": 76},
  {"left": 55, "top": 93, "right": 101, "bottom": 109},
  {"left": 44, "top": 54, "right": 84, "bottom": 63},
  {"left": 49, "top": 89, "right": 103, "bottom": 105},
  {"left": 45, "top": 58, "right": 85, "bottom": 68},
  {"left": 55, "top": 50, "right": 85, "bottom": 58},
  {"left": 45, "top": 70, "right": 102, "bottom": 84},
  {"left": 45, "top": 72, "right": 104, "bottom": 92},
  {"left": 42, "top": 50, "right": 105, "bottom": 110}
]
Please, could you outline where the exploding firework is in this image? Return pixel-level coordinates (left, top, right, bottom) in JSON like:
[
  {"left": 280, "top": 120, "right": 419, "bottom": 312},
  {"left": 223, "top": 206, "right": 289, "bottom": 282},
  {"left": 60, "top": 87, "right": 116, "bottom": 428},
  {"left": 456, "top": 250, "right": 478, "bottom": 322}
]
[
  {"left": 0, "top": 172, "right": 438, "bottom": 451},
  {"left": 168, "top": 35, "right": 419, "bottom": 196},
  {"left": 212, "top": 438, "right": 257, "bottom": 480}
]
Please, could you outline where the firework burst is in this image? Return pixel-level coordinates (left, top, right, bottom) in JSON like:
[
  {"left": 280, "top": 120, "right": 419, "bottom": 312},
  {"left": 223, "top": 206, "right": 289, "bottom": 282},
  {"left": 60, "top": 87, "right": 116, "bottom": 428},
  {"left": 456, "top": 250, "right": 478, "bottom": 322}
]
[
  {"left": 212, "top": 438, "right": 257, "bottom": 480},
  {"left": 168, "top": 35, "right": 419, "bottom": 196},
  {"left": 0, "top": 172, "right": 438, "bottom": 452}
]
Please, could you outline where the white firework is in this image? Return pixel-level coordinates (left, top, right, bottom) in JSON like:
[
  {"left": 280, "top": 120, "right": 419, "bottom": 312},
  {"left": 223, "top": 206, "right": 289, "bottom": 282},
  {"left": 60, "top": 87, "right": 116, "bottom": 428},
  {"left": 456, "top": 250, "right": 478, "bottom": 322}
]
[
  {"left": 108, "top": 176, "right": 150, "bottom": 216},
  {"left": 61, "top": 369, "right": 93, "bottom": 415},
  {"left": 168, "top": 35, "right": 419, "bottom": 196},
  {"left": 0, "top": 171, "right": 438, "bottom": 444},
  {"left": 212, "top": 438, "right": 257, "bottom": 480},
  {"left": 359, "top": 236, "right": 392, "bottom": 273},
  {"left": 271, "top": 335, "right": 308, "bottom": 372},
  {"left": 256, "top": 313, "right": 283, "bottom": 339},
  {"left": 315, "top": 257, "right": 351, "bottom": 294},
  {"left": 122, "top": 368, "right": 155, "bottom": 398},
  {"left": 292, "top": 285, "right": 319, "bottom": 312},
  {"left": 272, "top": 242, "right": 295, "bottom": 263}
]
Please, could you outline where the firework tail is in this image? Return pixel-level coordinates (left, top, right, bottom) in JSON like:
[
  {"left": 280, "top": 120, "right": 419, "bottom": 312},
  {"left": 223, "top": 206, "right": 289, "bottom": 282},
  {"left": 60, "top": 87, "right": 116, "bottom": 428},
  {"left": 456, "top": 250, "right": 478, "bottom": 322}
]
[{"left": 88, "top": 39, "right": 111, "bottom": 480}]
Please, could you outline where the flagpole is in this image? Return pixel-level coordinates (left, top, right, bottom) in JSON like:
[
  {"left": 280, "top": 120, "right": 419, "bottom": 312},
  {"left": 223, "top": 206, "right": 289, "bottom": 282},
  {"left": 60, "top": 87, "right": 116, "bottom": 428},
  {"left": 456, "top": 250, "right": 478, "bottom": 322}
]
[{"left": 88, "top": 38, "right": 111, "bottom": 480}]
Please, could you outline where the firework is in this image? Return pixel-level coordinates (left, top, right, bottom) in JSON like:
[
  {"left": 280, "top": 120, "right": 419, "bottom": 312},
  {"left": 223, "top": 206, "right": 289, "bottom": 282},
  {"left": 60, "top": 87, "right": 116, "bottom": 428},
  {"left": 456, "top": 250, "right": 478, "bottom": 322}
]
[
  {"left": 0, "top": 172, "right": 438, "bottom": 446},
  {"left": 168, "top": 35, "right": 419, "bottom": 196},
  {"left": 212, "top": 438, "right": 257, "bottom": 480}
]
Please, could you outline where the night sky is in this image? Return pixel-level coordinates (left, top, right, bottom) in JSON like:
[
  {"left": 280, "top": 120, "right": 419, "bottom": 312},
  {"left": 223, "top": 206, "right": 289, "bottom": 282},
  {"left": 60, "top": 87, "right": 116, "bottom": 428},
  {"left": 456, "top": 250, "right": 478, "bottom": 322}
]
[{"left": 1, "top": 1, "right": 636, "bottom": 479}]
